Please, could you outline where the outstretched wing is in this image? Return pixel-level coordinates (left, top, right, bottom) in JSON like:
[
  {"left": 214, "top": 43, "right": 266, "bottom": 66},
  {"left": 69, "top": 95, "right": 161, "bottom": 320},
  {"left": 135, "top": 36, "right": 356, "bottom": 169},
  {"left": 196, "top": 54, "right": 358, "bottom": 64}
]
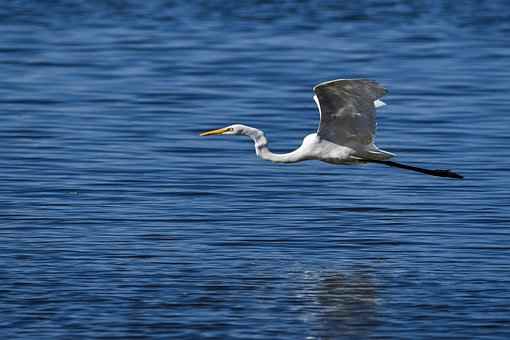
[{"left": 313, "top": 79, "right": 387, "bottom": 146}]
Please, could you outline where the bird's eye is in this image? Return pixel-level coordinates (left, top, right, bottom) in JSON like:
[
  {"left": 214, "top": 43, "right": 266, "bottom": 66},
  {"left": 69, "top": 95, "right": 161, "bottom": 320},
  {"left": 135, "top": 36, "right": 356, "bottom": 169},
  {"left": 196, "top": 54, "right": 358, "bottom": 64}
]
[{"left": 227, "top": 128, "right": 234, "bottom": 132}]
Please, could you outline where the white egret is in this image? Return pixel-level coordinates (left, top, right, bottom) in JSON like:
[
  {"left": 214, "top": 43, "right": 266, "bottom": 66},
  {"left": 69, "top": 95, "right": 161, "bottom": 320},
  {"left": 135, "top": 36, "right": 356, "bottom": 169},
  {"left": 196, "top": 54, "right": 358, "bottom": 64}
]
[{"left": 200, "top": 79, "right": 463, "bottom": 179}]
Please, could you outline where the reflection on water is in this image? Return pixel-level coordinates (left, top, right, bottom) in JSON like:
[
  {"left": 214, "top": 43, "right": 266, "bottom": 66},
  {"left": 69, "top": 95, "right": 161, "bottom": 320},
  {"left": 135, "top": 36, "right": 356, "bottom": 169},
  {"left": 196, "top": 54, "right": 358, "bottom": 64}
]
[{"left": 300, "top": 268, "right": 378, "bottom": 338}]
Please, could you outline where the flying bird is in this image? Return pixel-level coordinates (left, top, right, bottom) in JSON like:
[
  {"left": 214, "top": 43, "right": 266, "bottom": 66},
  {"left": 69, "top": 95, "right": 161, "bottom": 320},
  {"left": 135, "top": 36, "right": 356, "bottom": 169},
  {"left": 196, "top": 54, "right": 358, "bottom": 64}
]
[{"left": 200, "top": 79, "right": 463, "bottom": 179}]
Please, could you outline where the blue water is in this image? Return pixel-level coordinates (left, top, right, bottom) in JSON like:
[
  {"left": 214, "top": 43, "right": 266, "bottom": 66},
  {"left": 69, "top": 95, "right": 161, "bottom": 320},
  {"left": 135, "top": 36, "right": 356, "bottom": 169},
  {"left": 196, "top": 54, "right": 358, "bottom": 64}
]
[{"left": 1, "top": 1, "right": 509, "bottom": 339}]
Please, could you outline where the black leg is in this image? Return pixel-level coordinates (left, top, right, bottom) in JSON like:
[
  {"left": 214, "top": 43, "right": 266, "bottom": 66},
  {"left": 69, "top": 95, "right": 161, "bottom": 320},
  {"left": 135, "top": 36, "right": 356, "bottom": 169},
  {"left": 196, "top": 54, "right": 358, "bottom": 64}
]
[{"left": 369, "top": 160, "right": 463, "bottom": 179}]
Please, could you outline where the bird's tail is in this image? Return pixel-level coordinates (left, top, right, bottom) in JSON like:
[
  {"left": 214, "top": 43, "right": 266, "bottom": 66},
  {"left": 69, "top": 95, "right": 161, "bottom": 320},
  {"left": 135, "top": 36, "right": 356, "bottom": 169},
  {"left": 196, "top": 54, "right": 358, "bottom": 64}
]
[
  {"left": 355, "top": 144, "right": 395, "bottom": 161},
  {"left": 369, "top": 160, "right": 463, "bottom": 179}
]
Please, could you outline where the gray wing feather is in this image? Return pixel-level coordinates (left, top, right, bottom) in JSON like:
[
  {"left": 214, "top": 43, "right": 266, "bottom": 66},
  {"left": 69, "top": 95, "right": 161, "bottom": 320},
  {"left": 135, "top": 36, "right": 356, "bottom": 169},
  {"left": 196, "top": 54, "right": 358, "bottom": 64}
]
[{"left": 313, "top": 79, "right": 387, "bottom": 146}]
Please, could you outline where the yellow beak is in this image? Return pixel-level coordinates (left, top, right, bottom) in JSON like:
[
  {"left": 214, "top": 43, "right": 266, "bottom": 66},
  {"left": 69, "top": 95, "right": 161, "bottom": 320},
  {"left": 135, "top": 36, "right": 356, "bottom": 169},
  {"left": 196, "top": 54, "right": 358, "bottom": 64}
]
[{"left": 200, "top": 127, "right": 230, "bottom": 136}]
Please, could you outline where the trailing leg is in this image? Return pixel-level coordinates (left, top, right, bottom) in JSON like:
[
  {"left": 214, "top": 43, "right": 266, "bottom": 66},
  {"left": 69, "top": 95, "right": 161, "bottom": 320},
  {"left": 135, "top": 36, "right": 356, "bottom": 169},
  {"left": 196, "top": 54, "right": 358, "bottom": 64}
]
[{"left": 369, "top": 160, "right": 463, "bottom": 179}]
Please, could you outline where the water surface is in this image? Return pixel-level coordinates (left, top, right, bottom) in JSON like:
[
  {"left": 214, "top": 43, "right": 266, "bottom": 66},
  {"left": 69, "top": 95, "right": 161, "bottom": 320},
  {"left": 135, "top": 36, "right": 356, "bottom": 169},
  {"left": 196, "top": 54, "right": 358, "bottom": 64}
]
[{"left": 1, "top": 1, "right": 509, "bottom": 339}]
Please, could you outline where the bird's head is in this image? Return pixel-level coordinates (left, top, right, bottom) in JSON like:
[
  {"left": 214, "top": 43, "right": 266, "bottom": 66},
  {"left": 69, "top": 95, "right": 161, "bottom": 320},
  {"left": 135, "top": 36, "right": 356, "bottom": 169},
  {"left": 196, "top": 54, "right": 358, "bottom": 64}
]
[{"left": 200, "top": 124, "right": 250, "bottom": 137}]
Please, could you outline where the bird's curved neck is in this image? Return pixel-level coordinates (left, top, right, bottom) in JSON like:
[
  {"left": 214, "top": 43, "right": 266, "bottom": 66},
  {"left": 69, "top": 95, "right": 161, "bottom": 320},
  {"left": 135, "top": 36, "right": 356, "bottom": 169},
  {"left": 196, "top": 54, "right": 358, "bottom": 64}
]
[{"left": 244, "top": 126, "right": 306, "bottom": 163}]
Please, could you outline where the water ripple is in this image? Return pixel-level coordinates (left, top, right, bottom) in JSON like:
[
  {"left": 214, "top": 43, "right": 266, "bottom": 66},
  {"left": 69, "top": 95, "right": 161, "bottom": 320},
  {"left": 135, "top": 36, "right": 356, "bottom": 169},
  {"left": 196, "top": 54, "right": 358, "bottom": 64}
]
[{"left": 1, "top": 0, "right": 509, "bottom": 339}]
